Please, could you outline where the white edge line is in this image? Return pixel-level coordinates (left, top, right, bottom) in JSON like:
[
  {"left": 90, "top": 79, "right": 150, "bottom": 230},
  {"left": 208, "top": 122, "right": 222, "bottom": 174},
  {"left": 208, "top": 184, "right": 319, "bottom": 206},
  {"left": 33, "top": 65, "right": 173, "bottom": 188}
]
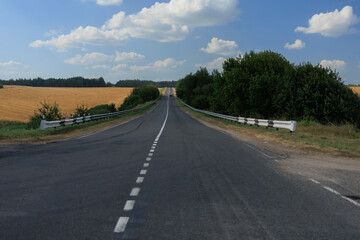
[
  {"left": 323, "top": 186, "right": 340, "bottom": 195},
  {"left": 243, "top": 143, "right": 272, "bottom": 158},
  {"left": 114, "top": 217, "right": 129, "bottom": 233},
  {"left": 310, "top": 178, "right": 320, "bottom": 184},
  {"left": 341, "top": 196, "right": 360, "bottom": 207}
]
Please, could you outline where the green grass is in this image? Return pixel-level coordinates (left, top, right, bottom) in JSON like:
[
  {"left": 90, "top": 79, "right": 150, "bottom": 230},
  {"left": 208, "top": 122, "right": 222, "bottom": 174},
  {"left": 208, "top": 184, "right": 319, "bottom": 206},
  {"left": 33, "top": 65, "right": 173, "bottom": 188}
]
[
  {"left": 0, "top": 99, "right": 159, "bottom": 142},
  {"left": 177, "top": 98, "right": 360, "bottom": 157}
]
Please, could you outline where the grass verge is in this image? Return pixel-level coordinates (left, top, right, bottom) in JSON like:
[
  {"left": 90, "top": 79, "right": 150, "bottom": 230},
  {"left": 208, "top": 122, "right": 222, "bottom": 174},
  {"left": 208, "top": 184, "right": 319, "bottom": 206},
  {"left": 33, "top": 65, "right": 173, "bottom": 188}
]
[
  {"left": 176, "top": 98, "right": 360, "bottom": 158},
  {"left": 0, "top": 98, "right": 161, "bottom": 144}
]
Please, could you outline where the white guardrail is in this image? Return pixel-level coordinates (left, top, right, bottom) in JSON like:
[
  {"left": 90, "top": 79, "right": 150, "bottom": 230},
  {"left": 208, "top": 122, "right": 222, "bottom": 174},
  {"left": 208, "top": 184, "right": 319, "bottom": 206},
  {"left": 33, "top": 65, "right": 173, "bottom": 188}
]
[
  {"left": 178, "top": 98, "right": 296, "bottom": 132},
  {"left": 40, "top": 97, "right": 161, "bottom": 130}
]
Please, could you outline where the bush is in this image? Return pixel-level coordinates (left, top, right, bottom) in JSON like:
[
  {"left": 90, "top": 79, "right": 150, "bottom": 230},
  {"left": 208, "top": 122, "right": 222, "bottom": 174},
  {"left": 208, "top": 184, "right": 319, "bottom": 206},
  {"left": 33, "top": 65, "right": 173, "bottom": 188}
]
[
  {"left": 119, "top": 95, "right": 144, "bottom": 110},
  {"left": 73, "top": 104, "right": 89, "bottom": 117},
  {"left": 119, "top": 84, "right": 159, "bottom": 110},
  {"left": 0, "top": 84, "right": 3, "bottom": 89},
  {"left": 89, "top": 103, "right": 116, "bottom": 115},
  {"left": 27, "top": 101, "right": 62, "bottom": 129}
]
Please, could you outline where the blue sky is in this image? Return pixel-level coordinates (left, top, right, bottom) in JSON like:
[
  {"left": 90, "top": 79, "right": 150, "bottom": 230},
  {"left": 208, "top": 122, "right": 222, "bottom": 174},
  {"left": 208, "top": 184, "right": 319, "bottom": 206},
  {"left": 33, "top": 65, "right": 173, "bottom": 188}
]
[{"left": 0, "top": 0, "right": 359, "bottom": 84}]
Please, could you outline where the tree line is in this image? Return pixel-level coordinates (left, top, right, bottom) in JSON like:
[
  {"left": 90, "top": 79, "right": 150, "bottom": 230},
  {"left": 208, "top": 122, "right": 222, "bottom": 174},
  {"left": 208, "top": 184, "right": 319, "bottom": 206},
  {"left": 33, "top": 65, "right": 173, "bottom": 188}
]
[
  {"left": 115, "top": 79, "right": 177, "bottom": 87},
  {"left": 176, "top": 50, "right": 360, "bottom": 128},
  {"left": 0, "top": 77, "right": 107, "bottom": 87},
  {"left": 0, "top": 78, "right": 177, "bottom": 88}
]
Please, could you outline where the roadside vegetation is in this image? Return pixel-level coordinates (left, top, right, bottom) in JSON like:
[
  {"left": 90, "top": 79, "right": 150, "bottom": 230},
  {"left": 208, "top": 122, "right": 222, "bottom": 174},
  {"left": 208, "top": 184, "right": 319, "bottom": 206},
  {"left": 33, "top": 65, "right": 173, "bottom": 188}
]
[
  {"left": 119, "top": 84, "right": 160, "bottom": 110},
  {"left": 176, "top": 50, "right": 360, "bottom": 128},
  {"left": 175, "top": 50, "right": 360, "bottom": 157}
]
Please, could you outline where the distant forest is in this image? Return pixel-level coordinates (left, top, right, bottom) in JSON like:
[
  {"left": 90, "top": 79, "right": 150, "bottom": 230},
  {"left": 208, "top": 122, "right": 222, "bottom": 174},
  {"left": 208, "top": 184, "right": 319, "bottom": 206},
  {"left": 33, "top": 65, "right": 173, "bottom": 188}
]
[
  {"left": 0, "top": 77, "right": 107, "bottom": 87},
  {"left": 115, "top": 80, "right": 177, "bottom": 87},
  {"left": 0, "top": 77, "right": 177, "bottom": 88}
]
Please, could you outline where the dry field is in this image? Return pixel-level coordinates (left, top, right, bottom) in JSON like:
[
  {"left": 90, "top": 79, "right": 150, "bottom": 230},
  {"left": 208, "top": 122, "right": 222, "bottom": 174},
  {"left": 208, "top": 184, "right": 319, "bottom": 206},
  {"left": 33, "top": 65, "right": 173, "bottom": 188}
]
[
  {"left": 350, "top": 86, "right": 360, "bottom": 95},
  {"left": 0, "top": 85, "right": 133, "bottom": 122}
]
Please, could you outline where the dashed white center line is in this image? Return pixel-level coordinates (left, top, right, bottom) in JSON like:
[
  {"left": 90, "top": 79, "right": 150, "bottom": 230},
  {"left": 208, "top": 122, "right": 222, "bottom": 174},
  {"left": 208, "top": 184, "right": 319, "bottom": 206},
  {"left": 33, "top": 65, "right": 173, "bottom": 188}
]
[
  {"left": 136, "top": 177, "right": 144, "bottom": 183},
  {"left": 114, "top": 93, "right": 170, "bottom": 234},
  {"left": 130, "top": 187, "right": 141, "bottom": 196},
  {"left": 123, "top": 200, "right": 135, "bottom": 211},
  {"left": 114, "top": 217, "right": 129, "bottom": 233}
]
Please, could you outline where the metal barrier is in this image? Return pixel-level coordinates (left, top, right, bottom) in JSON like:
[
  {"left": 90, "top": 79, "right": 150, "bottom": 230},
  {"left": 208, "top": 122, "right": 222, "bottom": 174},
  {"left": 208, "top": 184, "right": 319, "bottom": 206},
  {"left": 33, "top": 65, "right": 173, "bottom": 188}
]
[
  {"left": 178, "top": 98, "right": 296, "bottom": 132},
  {"left": 40, "top": 97, "right": 161, "bottom": 130}
]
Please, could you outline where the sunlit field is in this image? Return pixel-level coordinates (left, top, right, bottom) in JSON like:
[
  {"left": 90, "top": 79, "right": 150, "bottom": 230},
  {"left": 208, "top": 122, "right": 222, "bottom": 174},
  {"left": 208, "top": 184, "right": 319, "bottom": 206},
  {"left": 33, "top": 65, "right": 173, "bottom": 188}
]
[
  {"left": 0, "top": 85, "right": 133, "bottom": 122},
  {"left": 350, "top": 86, "right": 360, "bottom": 95}
]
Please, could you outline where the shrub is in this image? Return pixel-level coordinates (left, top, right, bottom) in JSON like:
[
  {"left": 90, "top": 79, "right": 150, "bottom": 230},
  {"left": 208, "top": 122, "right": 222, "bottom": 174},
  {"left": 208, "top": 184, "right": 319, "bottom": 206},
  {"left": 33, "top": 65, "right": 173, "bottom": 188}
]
[
  {"left": 0, "top": 84, "right": 3, "bottom": 89},
  {"left": 119, "top": 95, "right": 143, "bottom": 110},
  {"left": 27, "top": 101, "right": 62, "bottom": 129},
  {"left": 119, "top": 84, "right": 159, "bottom": 110},
  {"left": 89, "top": 103, "right": 116, "bottom": 115},
  {"left": 73, "top": 104, "right": 89, "bottom": 117}
]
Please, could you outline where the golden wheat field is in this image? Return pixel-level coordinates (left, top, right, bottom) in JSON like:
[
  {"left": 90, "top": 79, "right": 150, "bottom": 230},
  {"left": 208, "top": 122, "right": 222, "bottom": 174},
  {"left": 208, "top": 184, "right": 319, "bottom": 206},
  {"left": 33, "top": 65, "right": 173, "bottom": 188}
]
[
  {"left": 350, "top": 86, "right": 360, "bottom": 96},
  {"left": 0, "top": 85, "right": 133, "bottom": 122}
]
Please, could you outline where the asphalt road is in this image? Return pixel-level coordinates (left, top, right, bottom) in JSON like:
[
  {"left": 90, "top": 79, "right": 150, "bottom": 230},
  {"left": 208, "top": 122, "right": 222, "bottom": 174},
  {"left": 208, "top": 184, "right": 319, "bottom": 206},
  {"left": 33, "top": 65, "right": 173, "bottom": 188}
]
[{"left": 1, "top": 88, "right": 360, "bottom": 239}]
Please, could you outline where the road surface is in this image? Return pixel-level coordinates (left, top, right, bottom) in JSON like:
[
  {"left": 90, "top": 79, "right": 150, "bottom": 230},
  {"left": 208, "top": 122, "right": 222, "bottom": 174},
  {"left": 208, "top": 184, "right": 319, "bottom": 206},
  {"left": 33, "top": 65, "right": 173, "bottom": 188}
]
[{"left": 1, "top": 88, "right": 359, "bottom": 239}]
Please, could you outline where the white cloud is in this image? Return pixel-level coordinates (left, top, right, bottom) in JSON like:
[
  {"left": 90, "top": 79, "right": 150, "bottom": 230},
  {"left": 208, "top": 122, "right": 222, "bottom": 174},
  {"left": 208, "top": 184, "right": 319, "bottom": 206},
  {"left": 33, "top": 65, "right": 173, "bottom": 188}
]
[
  {"left": 92, "top": 65, "right": 110, "bottom": 69},
  {"left": 112, "top": 64, "right": 127, "bottom": 71},
  {"left": 201, "top": 37, "right": 238, "bottom": 56},
  {"left": 320, "top": 59, "right": 346, "bottom": 71},
  {"left": 295, "top": 6, "right": 360, "bottom": 37},
  {"left": 96, "top": 0, "right": 123, "bottom": 6},
  {"left": 115, "top": 51, "right": 145, "bottom": 62},
  {"left": 31, "top": 0, "right": 239, "bottom": 50},
  {"left": 130, "top": 58, "right": 185, "bottom": 72},
  {"left": 64, "top": 52, "right": 113, "bottom": 65},
  {"left": 284, "top": 39, "right": 306, "bottom": 50},
  {"left": 83, "top": 0, "right": 123, "bottom": 6},
  {"left": 0, "top": 60, "right": 22, "bottom": 67},
  {"left": 195, "top": 57, "right": 225, "bottom": 70}
]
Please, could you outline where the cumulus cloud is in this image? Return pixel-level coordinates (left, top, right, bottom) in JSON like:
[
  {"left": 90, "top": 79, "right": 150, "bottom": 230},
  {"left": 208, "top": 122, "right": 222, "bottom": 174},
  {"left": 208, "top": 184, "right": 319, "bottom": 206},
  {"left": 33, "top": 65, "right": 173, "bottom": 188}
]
[
  {"left": 31, "top": 0, "right": 239, "bottom": 51},
  {"left": 115, "top": 51, "right": 145, "bottom": 62},
  {"left": 195, "top": 57, "right": 225, "bottom": 70},
  {"left": 320, "top": 59, "right": 346, "bottom": 71},
  {"left": 201, "top": 37, "right": 238, "bottom": 56},
  {"left": 295, "top": 6, "right": 360, "bottom": 37},
  {"left": 284, "top": 39, "right": 306, "bottom": 50},
  {"left": 130, "top": 58, "right": 185, "bottom": 72},
  {"left": 64, "top": 52, "right": 113, "bottom": 65}
]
